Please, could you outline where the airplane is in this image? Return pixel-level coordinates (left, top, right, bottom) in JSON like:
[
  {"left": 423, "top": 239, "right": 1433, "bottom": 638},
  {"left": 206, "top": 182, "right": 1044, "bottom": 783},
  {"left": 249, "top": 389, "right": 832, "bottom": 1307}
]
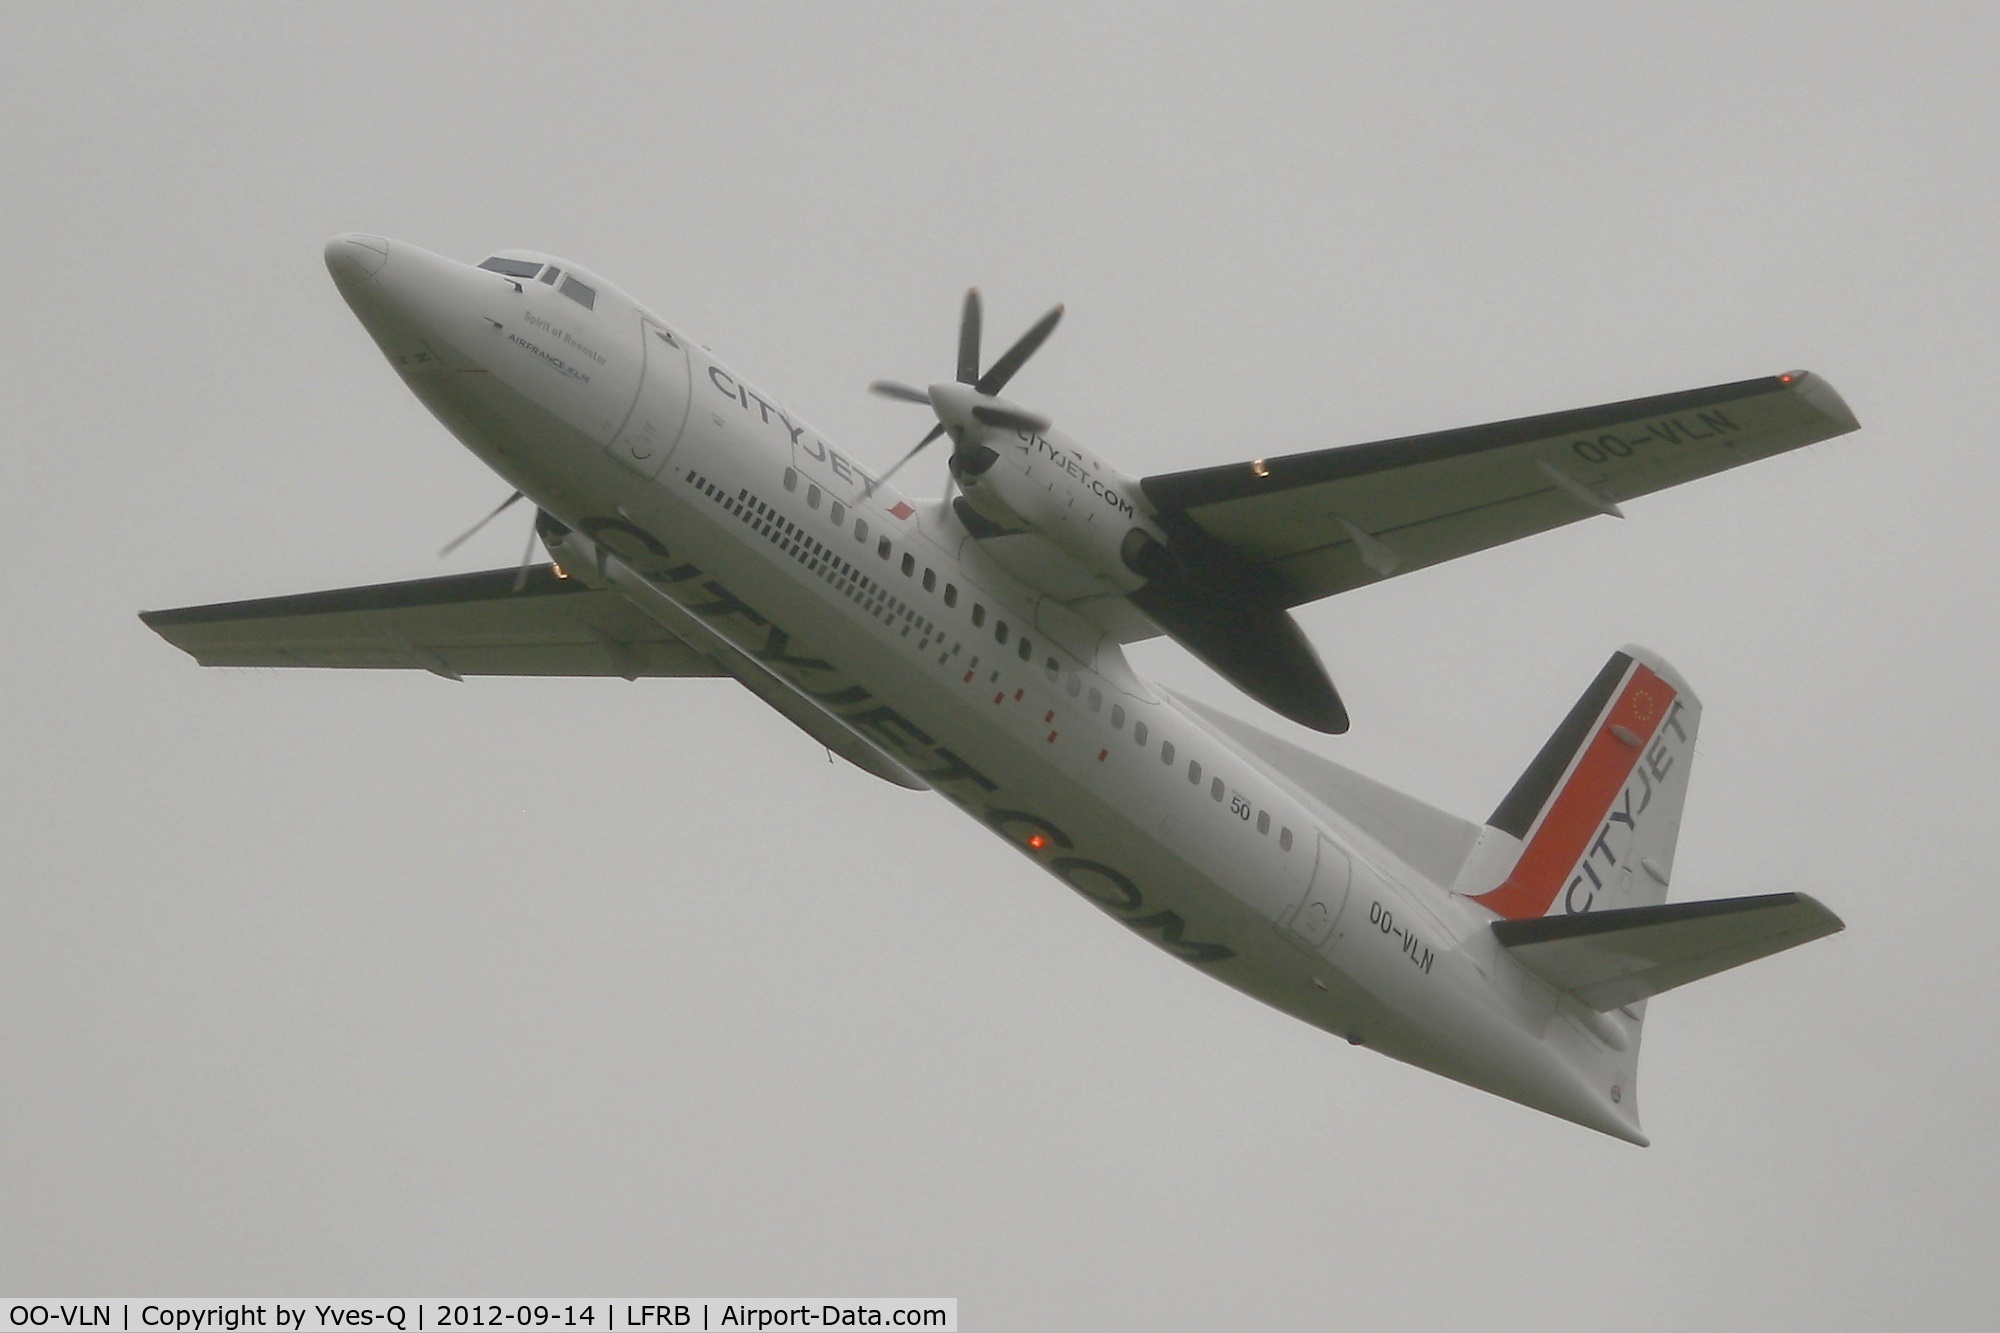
[{"left": 142, "top": 234, "right": 1860, "bottom": 1143}]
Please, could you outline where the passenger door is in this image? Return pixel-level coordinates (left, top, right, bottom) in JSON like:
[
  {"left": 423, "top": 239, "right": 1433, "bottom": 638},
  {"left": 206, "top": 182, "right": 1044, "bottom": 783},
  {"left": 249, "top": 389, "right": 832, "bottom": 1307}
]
[
  {"left": 607, "top": 318, "right": 693, "bottom": 478},
  {"left": 1282, "top": 834, "right": 1353, "bottom": 954}
]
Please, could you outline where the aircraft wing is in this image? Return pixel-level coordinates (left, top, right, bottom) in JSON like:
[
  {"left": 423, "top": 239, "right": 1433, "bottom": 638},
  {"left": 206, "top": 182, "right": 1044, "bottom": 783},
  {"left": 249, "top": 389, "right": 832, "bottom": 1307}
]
[
  {"left": 141, "top": 565, "right": 724, "bottom": 680},
  {"left": 142, "top": 565, "right": 938, "bottom": 790},
  {"left": 1138, "top": 372, "right": 1859, "bottom": 608}
]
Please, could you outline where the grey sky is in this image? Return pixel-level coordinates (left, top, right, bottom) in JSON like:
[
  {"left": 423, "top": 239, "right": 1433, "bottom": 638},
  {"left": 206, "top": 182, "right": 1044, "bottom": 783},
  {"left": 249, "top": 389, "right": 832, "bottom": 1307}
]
[{"left": 4, "top": 4, "right": 1995, "bottom": 1326}]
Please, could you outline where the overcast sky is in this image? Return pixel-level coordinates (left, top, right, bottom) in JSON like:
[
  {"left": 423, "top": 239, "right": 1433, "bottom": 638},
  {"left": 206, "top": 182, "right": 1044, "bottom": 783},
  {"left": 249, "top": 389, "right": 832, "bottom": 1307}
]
[{"left": 5, "top": 4, "right": 1996, "bottom": 1327}]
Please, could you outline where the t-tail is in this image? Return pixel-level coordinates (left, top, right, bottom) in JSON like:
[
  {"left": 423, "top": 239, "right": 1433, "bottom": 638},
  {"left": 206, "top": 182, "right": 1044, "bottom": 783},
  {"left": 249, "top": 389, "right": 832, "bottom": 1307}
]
[{"left": 1453, "top": 646, "right": 1843, "bottom": 1138}]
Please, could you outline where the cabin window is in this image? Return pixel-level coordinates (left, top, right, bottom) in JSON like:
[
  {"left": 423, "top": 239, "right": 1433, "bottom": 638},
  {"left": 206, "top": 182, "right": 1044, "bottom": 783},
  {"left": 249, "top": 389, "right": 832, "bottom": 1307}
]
[
  {"left": 1188, "top": 760, "right": 1202, "bottom": 785},
  {"left": 1088, "top": 687, "right": 1102, "bottom": 712},
  {"left": 559, "top": 275, "right": 597, "bottom": 310},
  {"left": 830, "top": 501, "right": 845, "bottom": 526},
  {"left": 1109, "top": 703, "right": 1123, "bottom": 728},
  {"left": 1212, "top": 778, "right": 1225, "bottom": 802},
  {"left": 478, "top": 257, "right": 543, "bottom": 279},
  {"left": 971, "top": 603, "right": 985, "bottom": 627},
  {"left": 1280, "top": 828, "right": 1293, "bottom": 851},
  {"left": 783, "top": 469, "right": 798, "bottom": 492},
  {"left": 878, "top": 536, "right": 892, "bottom": 559},
  {"left": 995, "top": 621, "right": 1009, "bottom": 645},
  {"left": 900, "top": 553, "right": 915, "bottom": 576},
  {"left": 922, "top": 569, "right": 936, "bottom": 592},
  {"left": 1132, "top": 720, "right": 1146, "bottom": 745},
  {"left": 1257, "top": 811, "right": 1270, "bottom": 834},
  {"left": 807, "top": 484, "right": 821, "bottom": 509},
  {"left": 855, "top": 518, "right": 868, "bottom": 542},
  {"left": 1067, "top": 674, "right": 1082, "bottom": 698}
]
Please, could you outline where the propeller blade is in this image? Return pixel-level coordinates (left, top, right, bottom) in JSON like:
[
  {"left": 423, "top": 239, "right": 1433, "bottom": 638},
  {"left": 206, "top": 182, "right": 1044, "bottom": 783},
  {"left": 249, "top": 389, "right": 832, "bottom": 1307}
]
[
  {"left": 512, "top": 512, "right": 541, "bottom": 593},
  {"left": 957, "top": 288, "right": 982, "bottom": 385},
  {"left": 439, "top": 489, "right": 524, "bottom": 557},
  {"left": 974, "top": 303, "right": 1063, "bottom": 397},
  {"left": 868, "top": 379, "right": 931, "bottom": 404},
  {"left": 970, "top": 403, "right": 1051, "bottom": 434},
  {"left": 863, "top": 422, "right": 946, "bottom": 498}
]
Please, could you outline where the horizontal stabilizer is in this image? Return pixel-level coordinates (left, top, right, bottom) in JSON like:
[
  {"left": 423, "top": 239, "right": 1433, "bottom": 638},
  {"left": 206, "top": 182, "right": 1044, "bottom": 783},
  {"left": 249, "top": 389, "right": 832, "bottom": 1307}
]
[{"left": 1493, "top": 892, "right": 1844, "bottom": 1012}]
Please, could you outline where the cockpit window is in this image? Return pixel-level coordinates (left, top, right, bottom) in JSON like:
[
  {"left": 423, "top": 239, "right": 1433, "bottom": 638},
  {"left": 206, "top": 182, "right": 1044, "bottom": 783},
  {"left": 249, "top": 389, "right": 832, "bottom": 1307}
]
[
  {"left": 559, "top": 275, "right": 597, "bottom": 311},
  {"left": 479, "top": 257, "right": 543, "bottom": 279},
  {"left": 538, "top": 266, "right": 560, "bottom": 285}
]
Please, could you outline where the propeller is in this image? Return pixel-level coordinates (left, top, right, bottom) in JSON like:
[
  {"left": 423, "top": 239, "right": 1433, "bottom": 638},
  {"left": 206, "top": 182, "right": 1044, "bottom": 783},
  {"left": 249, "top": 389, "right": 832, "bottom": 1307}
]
[
  {"left": 439, "top": 487, "right": 543, "bottom": 592},
  {"left": 439, "top": 489, "right": 524, "bottom": 557},
  {"left": 512, "top": 515, "right": 540, "bottom": 592},
  {"left": 864, "top": 288, "right": 1062, "bottom": 496}
]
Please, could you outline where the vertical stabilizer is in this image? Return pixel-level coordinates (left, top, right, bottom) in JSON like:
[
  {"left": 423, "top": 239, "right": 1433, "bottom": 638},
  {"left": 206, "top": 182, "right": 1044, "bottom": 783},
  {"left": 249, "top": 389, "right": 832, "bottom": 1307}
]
[{"left": 1462, "top": 647, "right": 1701, "bottom": 921}]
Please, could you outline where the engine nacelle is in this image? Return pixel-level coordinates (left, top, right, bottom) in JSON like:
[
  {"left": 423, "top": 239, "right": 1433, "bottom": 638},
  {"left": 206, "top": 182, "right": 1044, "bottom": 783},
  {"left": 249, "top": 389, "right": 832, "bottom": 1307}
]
[{"left": 952, "top": 420, "right": 1168, "bottom": 594}]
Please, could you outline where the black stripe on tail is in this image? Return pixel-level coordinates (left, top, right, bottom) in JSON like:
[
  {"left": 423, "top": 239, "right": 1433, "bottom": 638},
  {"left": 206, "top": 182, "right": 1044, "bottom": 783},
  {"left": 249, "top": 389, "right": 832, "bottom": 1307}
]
[{"left": 1487, "top": 651, "right": 1633, "bottom": 838}]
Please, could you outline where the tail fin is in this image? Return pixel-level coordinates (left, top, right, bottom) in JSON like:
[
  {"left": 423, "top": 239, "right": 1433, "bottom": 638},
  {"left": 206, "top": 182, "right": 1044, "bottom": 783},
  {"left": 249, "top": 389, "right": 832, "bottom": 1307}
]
[
  {"left": 1456, "top": 646, "right": 1699, "bottom": 920},
  {"left": 1451, "top": 648, "right": 1840, "bottom": 1141}
]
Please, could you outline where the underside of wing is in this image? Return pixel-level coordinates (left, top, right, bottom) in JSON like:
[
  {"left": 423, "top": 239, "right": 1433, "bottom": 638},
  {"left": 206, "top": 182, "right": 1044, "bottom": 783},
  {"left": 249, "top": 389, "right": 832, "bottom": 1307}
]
[
  {"left": 1140, "top": 372, "right": 1859, "bottom": 608},
  {"left": 141, "top": 565, "right": 723, "bottom": 680}
]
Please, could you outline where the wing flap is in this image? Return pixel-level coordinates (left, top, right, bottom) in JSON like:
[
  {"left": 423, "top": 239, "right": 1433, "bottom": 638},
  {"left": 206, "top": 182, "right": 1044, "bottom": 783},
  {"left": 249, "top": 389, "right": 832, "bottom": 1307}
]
[
  {"left": 1142, "top": 372, "right": 1859, "bottom": 607},
  {"left": 141, "top": 565, "right": 724, "bottom": 679},
  {"left": 1493, "top": 891, "right": 1845, "bottom": 1011}
]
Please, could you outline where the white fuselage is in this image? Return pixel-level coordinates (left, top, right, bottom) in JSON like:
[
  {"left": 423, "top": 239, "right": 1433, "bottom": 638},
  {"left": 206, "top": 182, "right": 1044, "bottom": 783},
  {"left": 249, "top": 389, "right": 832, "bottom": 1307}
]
[{"left": 324, "top": 235, "right": 1643, "bottom": 1141}]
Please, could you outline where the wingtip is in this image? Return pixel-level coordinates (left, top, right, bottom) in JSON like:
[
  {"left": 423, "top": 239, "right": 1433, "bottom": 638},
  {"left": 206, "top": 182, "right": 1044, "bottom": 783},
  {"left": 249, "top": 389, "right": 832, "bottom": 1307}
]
[
  {"left": 1781, "top": 370, "right": 1861, "bottom": 436},
  {"left": 1790, "top": 890, "right": 1847, "bottom": 936}
]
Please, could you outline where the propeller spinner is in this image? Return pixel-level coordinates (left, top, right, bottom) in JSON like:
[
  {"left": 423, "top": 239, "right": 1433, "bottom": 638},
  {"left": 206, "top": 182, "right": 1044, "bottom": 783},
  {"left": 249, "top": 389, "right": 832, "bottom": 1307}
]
[{"left": 865, "top": 288, "right": 1062, "bottom": 496}]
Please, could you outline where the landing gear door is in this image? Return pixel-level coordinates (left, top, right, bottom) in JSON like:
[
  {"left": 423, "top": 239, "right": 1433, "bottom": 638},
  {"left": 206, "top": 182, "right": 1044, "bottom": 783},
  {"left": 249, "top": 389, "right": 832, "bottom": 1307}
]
[
  {"left": 1282, "top": 835, "right": 1352, "bottom": 954},
  {"left": 608, "top": 318, "right": 693, "bottom": 479}
]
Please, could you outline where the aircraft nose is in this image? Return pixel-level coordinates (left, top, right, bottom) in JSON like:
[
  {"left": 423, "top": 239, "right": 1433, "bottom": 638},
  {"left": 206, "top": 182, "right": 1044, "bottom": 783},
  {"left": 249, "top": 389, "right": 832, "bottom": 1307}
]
[{"left": 324, "top": 233, "right": 389, "bottom": 286}]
